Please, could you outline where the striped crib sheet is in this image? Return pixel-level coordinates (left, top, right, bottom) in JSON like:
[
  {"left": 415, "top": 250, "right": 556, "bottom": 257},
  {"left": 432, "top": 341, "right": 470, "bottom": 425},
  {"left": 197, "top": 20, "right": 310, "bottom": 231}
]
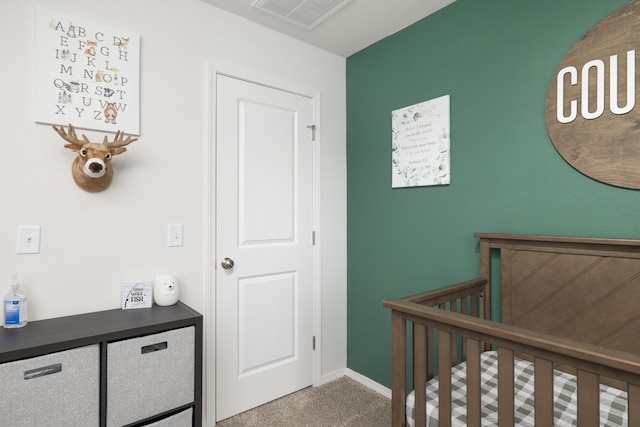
[{"left": 406, "top": 350, "right": 628, "bottom": 426}]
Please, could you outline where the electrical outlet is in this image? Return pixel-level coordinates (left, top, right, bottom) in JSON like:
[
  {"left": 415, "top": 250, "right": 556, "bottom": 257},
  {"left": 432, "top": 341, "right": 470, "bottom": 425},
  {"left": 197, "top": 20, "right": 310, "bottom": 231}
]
[
  {"left": 17, "top": 225, "right": 41, "bottom": 254},
  {"left": 168, "top": 224, "right": 183, "bottom": 247}
]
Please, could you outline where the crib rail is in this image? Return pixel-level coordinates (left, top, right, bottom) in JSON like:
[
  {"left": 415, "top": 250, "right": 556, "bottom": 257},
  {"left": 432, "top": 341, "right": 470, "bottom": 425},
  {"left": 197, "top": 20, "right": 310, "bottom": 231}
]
[
  {"left": 402, "top": 277, "right": 490, "bottom": 312},
  {"left": 383, "top": 278, "right": 490, "bottom": 426},
  {"left": 383, "top": 283, "right": 640, "bottom": 427}
]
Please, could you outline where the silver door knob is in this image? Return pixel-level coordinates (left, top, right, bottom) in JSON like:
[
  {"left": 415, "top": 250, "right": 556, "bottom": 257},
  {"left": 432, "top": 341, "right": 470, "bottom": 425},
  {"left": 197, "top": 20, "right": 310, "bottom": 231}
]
[{"left": 221, "top": 257, "right": 235, "bottom": 270}]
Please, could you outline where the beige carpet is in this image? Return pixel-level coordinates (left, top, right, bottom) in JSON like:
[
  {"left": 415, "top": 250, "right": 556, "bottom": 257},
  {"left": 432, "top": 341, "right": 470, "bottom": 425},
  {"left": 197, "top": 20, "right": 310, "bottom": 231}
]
[{"left": 215, "top": 376, "right": 391, "bottom": 426}]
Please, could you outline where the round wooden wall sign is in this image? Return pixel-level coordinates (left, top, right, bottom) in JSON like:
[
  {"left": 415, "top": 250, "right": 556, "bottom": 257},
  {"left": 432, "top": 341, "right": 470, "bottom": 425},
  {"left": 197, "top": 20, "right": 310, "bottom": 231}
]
[{"left": 545, "top": 0, "right": 640, "bottom": 189}]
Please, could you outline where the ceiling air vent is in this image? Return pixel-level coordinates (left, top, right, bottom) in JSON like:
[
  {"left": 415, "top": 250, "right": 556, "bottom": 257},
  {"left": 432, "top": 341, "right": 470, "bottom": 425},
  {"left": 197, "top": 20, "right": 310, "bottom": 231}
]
[{"left": 252, "top": 0, "right": 354, "bottom": 30}]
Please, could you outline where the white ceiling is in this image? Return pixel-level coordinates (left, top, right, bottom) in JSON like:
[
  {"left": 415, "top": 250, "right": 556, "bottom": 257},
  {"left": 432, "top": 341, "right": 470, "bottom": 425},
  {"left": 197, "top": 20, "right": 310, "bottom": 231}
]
[{"left": 200, "top": 0, "right": 456, "bottom": 57}]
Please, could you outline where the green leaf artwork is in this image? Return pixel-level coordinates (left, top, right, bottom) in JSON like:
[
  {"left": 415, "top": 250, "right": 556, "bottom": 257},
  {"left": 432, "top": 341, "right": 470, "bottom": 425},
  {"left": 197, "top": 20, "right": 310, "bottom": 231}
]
[{"left": 392, "top": 95, "right": 450, "bottom": 188}]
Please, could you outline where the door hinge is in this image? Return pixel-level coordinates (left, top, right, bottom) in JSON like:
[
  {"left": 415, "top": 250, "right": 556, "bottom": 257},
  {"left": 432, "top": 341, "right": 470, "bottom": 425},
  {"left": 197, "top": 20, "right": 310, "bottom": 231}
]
[
  {"left": 307, "top": 125, "right": 316, "bottom": 141},
  {"left": 312, "top": 336, "right": 316, "bottom": 351},
  {"left": 312, "top": 230, "right": 316, "bottom": 245}
]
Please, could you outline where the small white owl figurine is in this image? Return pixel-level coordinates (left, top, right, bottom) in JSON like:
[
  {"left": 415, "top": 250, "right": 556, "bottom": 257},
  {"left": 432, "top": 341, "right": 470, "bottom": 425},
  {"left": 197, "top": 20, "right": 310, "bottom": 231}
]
[{"left": 154, "top": 274, "right": 179, "bottom": 306}]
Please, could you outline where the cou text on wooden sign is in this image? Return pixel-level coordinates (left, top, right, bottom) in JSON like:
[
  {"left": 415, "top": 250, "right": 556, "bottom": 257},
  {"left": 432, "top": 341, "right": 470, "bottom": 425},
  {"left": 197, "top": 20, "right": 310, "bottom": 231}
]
[{"left": 545, "top": 0, "right": 640, "bottom": 189}]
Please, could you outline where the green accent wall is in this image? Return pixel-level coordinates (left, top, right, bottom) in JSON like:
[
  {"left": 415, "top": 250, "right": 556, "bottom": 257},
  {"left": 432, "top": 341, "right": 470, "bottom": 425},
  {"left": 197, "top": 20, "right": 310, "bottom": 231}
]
[{"left": 346, "top": 0, "right": 639, "bottom": 388}]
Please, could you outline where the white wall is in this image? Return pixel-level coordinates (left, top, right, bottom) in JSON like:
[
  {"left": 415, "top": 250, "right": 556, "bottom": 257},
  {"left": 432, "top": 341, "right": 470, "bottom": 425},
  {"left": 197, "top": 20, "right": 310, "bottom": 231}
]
[{"left": 1, "top": 0, "right": 346, "bottom": 420}]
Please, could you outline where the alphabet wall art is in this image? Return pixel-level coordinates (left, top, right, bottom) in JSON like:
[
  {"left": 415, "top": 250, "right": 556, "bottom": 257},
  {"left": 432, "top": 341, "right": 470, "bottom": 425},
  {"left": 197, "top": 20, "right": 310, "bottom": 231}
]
[{"left": 35, "top": 6, "right": 140, "bottom": 135}]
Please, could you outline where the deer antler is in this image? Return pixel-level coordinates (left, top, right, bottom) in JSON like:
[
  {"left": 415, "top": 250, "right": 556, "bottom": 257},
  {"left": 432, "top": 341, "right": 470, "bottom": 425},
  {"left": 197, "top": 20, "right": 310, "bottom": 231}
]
[
  {"left": 52, "top": 124, "right": 90, "bottom": 148},
  {"left": 103, "top": 130, "right": 138, "bottom": 148}
]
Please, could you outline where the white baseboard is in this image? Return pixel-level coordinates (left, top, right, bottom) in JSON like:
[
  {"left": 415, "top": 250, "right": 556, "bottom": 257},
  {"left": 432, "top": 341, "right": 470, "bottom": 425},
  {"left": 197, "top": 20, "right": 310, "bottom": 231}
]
[
  {"left": 344, "top": 369, "right": 392, "bottom": 399},
  {"left": 320, "top": 368, "right": 391, "bottom": 399},
  {"left": 320, "top": 368, "right": 347, "bottom": 385}
]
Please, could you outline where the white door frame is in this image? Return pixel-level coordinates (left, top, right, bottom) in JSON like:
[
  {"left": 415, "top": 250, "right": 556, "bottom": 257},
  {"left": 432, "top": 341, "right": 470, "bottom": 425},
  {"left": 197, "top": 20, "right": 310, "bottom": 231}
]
[{"left": 204, "top": 62, "right": 322, "bottom": 425}]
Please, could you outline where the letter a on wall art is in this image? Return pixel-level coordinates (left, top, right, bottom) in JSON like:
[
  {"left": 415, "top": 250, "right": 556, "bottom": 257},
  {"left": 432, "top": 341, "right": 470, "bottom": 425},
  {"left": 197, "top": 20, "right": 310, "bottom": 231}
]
[
  {"left": 34, "top": 6, "right": 140, "bottom": 135},
  {"left": 392, "top": 95, "right": 450, "bottom": 188}
]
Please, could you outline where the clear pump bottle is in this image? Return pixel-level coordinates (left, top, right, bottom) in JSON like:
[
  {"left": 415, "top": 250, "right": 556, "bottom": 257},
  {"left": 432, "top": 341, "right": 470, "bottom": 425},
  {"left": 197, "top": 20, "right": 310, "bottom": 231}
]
[{"left": 4, "top": 274, "right": 28, "bottom": 328}]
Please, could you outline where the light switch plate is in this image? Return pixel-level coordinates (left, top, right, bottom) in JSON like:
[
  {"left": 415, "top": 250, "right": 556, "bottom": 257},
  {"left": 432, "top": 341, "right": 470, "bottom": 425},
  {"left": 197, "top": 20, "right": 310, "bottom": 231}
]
[
  {"left": 168, "top": 223, "right": 183, "bottom": 247},
  {"left": 17, "top": 225, "right": 41, "bottom": 254}
]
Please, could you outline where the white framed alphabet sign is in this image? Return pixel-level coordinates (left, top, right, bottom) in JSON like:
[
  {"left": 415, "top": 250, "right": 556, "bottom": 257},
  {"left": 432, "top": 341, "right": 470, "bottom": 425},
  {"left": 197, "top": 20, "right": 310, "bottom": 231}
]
[
  {"left": 392, "top": 95, "right": 450, "bottom": 188},
  {"left": 35, "top": 6, "right": 140, "bottom": 135}
]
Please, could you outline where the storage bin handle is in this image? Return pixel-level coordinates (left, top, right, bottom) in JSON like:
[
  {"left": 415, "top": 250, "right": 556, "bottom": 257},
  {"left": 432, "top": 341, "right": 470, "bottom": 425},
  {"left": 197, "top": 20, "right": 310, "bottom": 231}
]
[
  {"left": 141, "top": 341, "right": 168, "bottom": 354},
  {"left": 24, "top": 363, "right": 62, "bottom": 380}
]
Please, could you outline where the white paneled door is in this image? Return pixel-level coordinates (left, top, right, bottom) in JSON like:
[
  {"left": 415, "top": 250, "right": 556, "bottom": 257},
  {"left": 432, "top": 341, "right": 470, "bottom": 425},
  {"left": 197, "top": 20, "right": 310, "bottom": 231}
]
[{"left": 215, "top": 74, "right": 315, "bottom": 422}]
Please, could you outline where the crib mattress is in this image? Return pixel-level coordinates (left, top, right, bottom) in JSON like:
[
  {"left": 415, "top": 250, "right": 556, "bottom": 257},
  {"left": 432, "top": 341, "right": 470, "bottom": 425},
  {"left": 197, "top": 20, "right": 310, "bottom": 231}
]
[{"left": 407, "top": 350, "right": 628, "bottom": 426}]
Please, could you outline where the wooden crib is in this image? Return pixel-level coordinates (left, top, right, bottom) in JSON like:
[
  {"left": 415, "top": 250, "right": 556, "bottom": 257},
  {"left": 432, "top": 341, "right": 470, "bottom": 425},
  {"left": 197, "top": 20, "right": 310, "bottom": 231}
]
[{"left": 383, "top": 233, "right": 640, "bottom": 426}]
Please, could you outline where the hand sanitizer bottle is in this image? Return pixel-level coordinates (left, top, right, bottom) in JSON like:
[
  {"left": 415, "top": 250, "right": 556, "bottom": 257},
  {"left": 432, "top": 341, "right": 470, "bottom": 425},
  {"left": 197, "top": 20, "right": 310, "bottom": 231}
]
[{"left": 4, "top": 274, "right": 28, "bottom": 328}]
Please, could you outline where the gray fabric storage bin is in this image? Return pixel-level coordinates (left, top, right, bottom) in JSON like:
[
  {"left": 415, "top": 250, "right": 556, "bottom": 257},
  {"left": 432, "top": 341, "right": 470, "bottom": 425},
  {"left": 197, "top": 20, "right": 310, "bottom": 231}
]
[
  {"left": 145, "top": 408, "right": 193, "bottom": 427},
  {"left": 0, "top": 344, "right": 100, "bottom": 426},
  {"left": 106, "top": 326, "right": 195, "bottom": 426}
]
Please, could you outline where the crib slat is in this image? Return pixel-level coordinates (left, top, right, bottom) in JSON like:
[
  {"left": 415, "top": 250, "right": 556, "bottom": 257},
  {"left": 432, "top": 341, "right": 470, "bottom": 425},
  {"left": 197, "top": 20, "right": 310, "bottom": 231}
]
[
  {"left": 413, "top": 323, "right": 427, "bottom": 427},
  {"left": 450, "top": 300, "right": 458, "bottom": 363},
  {"left": 629, "top": 384, "right": 640, "bottom": 425},
  {"left": 577, "top": 370, "right": 599, "bottom": 427},
  {"left": 466, "top": 339, "right": 481, "bottom": 426},
  {"left": 460, "top": 298, "right": 468, "bottom": 357},
  {"left": 460, "top": 333, "right": 467, "bottom": 362},
  {"left": 471, "top": 293, "right": 479, "bottom": 317},
  {"left": 390, "top": 311, "right": 406, "bottom": 427},
  {"left": 427, "top": 327, "right": 435, "bottom": 380},
  {"left": 497, "top": 347, "right": 514, "bottom": 426},
  {"left": 534, "top": 358, "right": 554, "bottom": 426},
  {"left": 461, "top": 295, "right": 469, "bottom": 315},
  {"left": 439, "top": 331, "right": 452, "bottom": 427}
]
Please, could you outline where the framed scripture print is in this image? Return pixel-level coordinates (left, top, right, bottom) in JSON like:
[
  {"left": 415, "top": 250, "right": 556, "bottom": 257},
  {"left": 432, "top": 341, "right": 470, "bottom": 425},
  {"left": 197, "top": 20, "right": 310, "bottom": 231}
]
[{"left": 392, "top": 95, "right": 450, "bottom": 188}]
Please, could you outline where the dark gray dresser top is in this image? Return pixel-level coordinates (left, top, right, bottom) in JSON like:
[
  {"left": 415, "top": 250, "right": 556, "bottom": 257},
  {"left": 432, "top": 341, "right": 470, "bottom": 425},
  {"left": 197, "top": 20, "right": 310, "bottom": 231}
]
[{"left": 0, "top": 302, "right": 202, "bottom": 363}]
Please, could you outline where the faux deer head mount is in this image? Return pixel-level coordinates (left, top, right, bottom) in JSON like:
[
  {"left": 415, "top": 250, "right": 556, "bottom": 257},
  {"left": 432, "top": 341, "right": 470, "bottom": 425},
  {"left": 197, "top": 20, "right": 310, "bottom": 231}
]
[{"left": 53, "top": 124, "right": 138, "bottom": 193}]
